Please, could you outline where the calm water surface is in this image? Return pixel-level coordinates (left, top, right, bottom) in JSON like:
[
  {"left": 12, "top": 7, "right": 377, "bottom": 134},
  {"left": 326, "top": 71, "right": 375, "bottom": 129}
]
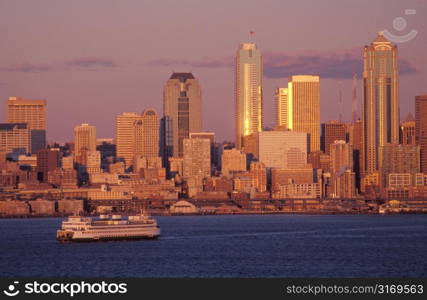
[{"left": 0, "top": 214, "right": 426, "bottom": 277}]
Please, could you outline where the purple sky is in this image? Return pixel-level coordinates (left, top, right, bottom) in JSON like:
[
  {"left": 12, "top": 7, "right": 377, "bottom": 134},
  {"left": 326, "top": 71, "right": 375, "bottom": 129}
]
[{"left": 1, "top": 0, "right": 426, "bottom": 143}]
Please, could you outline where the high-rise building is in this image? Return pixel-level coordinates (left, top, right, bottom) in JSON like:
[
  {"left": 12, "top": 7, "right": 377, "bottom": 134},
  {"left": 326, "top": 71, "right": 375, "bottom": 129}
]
[
  {"left": 163, "top": 72, "right": 202, "bottom": 158},
  {"left": 115, "top": 112, "right": 142, "bottom": 167},
  {"left": 248, "top": 161, "right": 267, "bottom": 192},
  {"left": 0, "top": 123, "right": 30, "bottom": 157},
  {"left": 74, "top": 124, "right": 96, "bottom": 164},
  {"left": 362, "top": 32, "right": 399, "bottom": 174},
  {"left": 415, "top": 95, "right": 427, "bottom": 173},
  {"left": 330, "top": 140, "right": 353, "bottom": 176},
  {"left": 36, "top": 148, "right": 61, "bottom": 182},
  {"left": 380, "top": 144, "right": 420, "bottom": 187},
  {"left": 400, "top": 113, "right": 416, "bottom": 145},
  {"left": 275, "top": 88, "right": 288, "bottom": 128},
  {"left": 140, "top": 109, "right": 159, "bottom": 158},
  {"left": 321, "top": 120, "right": 347, "bottom": 154},
  {"left": 235, "top": 43, "right": 263, "bottom": 149},
  {"left": 182, "top": 138, "right": 211, "bottom": 178},
  {"left": 257, "top": 130, "right": 307, "bottom": 169},
  {"left": 287, "top": 75, "right": 320, "bottom": 152},
  {"left": 221, "top": 148, "right": 247, "bottom": 177},
  {"left": 190, "top": 132, "right": 215, "bottom": 168},
  {"left": 6, "top": 97, "right": 47, "bottom": 154}
]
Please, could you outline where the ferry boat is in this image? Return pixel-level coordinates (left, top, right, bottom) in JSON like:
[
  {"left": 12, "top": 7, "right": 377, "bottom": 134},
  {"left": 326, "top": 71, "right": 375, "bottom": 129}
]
[{"left": 56, "top": 214, "right": 160, "bottom": 242}]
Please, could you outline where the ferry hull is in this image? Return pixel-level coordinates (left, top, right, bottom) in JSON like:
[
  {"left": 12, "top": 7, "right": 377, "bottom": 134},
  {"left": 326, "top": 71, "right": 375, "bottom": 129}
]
[{"left": 56, "top": 229, "right": 160, "bottom": 243}]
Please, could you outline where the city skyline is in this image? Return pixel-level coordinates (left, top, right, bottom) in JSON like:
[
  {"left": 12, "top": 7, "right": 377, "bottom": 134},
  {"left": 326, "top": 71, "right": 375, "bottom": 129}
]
[{"left": 1, "top": 0, "right": 426, "bottom": 143}]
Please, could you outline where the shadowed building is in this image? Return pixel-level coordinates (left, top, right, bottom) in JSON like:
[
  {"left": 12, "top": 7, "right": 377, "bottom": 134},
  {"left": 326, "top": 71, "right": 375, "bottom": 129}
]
[
  {"left": 235, "top": 43, "right": 263, "bottom": 149},
  {"left": 321, "top": 120, "right": 346, "bottom": 155},
  {"left": 163, "top": 72, "right": 202, "bottom": 158},
  {"left": 415, "top": 95, "right": 427, "bottom": 173},
  {"left": 400, "top": 113, "right": 416, "bottom": 145}
]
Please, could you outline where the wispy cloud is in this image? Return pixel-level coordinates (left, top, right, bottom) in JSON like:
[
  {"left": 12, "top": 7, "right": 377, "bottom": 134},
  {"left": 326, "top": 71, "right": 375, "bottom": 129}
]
[
  {"left": 5, "top": 63, "right": 54, "bottom": 72},
  {"left": 65, "top": 57, "right": 117, "bottom": 68},
  {"left": 146, "top": 57, "right": 233, "bottom": 68},
  {"left": 2, "top": 57, "right": 117, "bottom": 73},
  {"left": 146, "top": 48, "right": 418, "bottom": 79}
]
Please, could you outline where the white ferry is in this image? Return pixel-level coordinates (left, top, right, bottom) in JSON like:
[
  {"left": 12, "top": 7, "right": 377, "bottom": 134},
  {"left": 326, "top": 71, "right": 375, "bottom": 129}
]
[{"left": 56, "top": 214, "right": 160, "bottom": 242}]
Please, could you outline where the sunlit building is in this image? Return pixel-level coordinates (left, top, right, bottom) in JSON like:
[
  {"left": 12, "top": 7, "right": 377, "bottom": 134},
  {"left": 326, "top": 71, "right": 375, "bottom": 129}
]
[
  {"left": 363, "top": 32, "right": 399, "bottom": 174},
  {"left": 235, "top": 43, "right": 263, "bottom": 149},
  {"left": 6, "top": 97, "right": 47, "bottom": 154},
  {"left": 287, "top": 75, "right": 320, "bottom": 152}
]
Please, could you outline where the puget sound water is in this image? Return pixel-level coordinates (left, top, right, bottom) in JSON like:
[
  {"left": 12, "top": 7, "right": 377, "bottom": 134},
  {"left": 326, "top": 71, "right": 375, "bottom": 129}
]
[{"left": 0, "top": 214, "right": 426, "bottom": 278}]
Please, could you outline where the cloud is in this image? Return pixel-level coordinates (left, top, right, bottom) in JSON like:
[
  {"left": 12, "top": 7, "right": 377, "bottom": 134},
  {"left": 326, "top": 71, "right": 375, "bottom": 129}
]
[
  {"left": 4, "top": 63, "right": 54, "bottom": 72},
  {"left": 146, "top": 57, "right": 232, "bottom": 68},
  {"left": 65, "top": 57, "right": 117, "bottom": 68},
  {"left": 2, "top": 57, "right": 117, "bottom": 73},
  {"left": 146, "top": 48, "right": 418, "bottom": 79}
]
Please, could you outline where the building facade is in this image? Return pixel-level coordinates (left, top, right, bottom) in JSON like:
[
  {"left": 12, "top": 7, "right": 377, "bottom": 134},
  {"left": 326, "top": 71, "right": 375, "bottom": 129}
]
[
  {"left": 415, "top": 95, "right": 427, "bottom": 173},
  {"left": 363, "top": 32, "right": 399, "bottom": 174},
  {"left": 74, "top": 124, "right": 96, "bottom": 164},
  {"left": 235, "top": 43, "right": 263, "bottom": 149},
  {"left": 163, "top": 72, "right": 202, "bottom": 158},
  {"left": 287, "top": 75, "right": 320, "bottom": 152},
  {"left": 6, "top": 97, "right": 47, "bottom": 154}
]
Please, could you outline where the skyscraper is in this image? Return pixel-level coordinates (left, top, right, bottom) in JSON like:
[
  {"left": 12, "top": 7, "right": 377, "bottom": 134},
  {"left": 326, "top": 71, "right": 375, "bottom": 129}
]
[
  {"left": 380, "top": 144, "right": 420, "bottom": 187},
  {"left": 275, "top": 88, "right": 288, "bottom": 128},
  {"left": 116, "top": 112, "right": 142, "bottom": 167},
  {"left": 6, "top": 96, "right": 46, "bottom": 154},
  {"left": 140, "top": 109, "right": 159, "bottom": 158},
  {"left": 182, "top": 138, "right": 211, "bottom": 178},
  {"left": 74, "top": 123, "right": 96, "bottom": 164},
  {"left": 415, "top": 95, "right": 427, "bottom": 173},
  {"left": 321, "top": 120, "right": 347, "bottom": 155},
  {"left": 287, "top": 75, "right": 320, "bottom": 152},
  {"left": 400, "top": 113, "right": 416, "bottom": 145},
  {"left": 235, "top": 43, "right": 263, "bottom": 149},
  {"left": 257, "top": 130, "right": 307, "bottom": 169},
  {"left": 0, "top": 123, "right": 30, "bottom": 157},
  {"left": 362, "top": 32, "right": 399, "bottom": 174},
  {"left": 163, "top": 72, "right": 202, "bottom": 158}
]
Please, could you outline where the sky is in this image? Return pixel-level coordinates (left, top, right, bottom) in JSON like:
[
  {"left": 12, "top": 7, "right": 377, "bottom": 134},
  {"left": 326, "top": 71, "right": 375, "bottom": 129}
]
[{"left": 1, "top": 0, "right": 427, "bottom": 143}]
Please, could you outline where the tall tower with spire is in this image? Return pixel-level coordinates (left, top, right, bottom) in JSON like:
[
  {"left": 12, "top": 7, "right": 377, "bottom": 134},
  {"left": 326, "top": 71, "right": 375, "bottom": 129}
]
[
  {"left": 235, "top": 42, "right": 263, "bottom": 149},
  {"left": 362, "top": 32, "right": 399, "bottom": 175}
]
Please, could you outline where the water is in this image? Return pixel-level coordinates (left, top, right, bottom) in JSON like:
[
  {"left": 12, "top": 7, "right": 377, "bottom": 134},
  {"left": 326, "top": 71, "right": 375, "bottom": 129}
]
[{"left": 0, "top": 215, "right": 426, "bottom": 278}]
